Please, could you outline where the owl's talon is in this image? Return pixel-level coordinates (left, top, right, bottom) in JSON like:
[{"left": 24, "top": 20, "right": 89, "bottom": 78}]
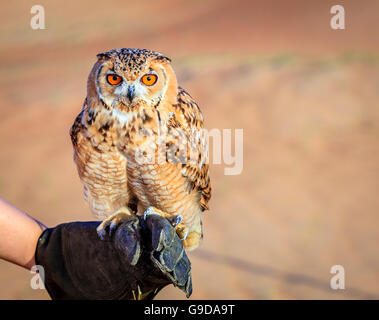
[
  {"left": 169, "top": 215, "right": 183, "bottom": 227},
  {"left": 97, "top": 207, "right": 132, "bottom": 240},
  {"left": 143, "top": 206, "right": 158, "bottom": 220},
  {"left": 97, "top": 226, "right": 108, "bottom": 241},
  {"left": 110, "top": 221, "right": 118, "bottom": 234},
  {"left": 180, "top": 230, "right": 189, "bottom": 241},
  {"left": 97, "top": 223, "right": 116, "bottom": 240}
]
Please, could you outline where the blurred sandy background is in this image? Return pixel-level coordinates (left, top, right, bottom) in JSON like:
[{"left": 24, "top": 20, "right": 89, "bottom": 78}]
[{"left": 0, "top": 0, "right": 378, "bottom": 299}]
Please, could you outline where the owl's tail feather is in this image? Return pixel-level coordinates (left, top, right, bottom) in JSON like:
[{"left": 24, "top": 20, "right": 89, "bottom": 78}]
[{"left": 182, "top": 228, "right": 202, "bottom": 252}]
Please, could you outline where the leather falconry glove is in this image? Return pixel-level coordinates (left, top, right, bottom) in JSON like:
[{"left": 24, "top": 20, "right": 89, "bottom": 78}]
[{"left": 34, "top": 213, "right": 192, "bottom": 300}]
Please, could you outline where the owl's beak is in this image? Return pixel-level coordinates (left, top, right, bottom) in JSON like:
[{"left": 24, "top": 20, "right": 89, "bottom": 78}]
[{"left": 127, "top": 85, "right": 135, "bottom": 102}]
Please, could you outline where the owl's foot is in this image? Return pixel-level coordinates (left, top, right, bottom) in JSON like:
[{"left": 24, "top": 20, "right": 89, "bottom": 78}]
[
  {"left": 143, "top": 206, "right": 161, "bottom": 220},
  {"left": 143, "top": 206, "right": 188, "bottom": 242},
  {"left": 168, "top": 215, "right": 183, "bottom": 227},
  {"left": 179, "top": 229, "right": 189, "bottom": 241},
  {"left": 97, "top": 207, "right": 133, "bottom": 240},
  {"left": 143, "top": 207, "right": 182, "bottom": 227}
]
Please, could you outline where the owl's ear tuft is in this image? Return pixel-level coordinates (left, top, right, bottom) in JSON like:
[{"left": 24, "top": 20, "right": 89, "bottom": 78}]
[
  {"left": 96, "top": 52, "right": 111, "bottom": 61},
  {"left": 154, "top": 55, "right": 171, "bottom": 64}
]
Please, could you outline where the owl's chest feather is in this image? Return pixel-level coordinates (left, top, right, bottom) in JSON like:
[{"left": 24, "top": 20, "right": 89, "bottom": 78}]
[
  {"left": 83, "top": 107, "right": 192, "bottom": 213},
  {"left": 83, "top": 106, "right": 163, "bottom": 161}
]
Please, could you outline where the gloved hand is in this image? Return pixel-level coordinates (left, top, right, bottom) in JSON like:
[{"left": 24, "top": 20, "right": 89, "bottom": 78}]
[{"left": 35, "top": 213, "right": 192, "bottom": 300}]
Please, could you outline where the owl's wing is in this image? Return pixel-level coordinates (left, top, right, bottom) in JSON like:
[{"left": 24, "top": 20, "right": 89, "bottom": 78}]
[
  {"left": 69, "top": 108, "right": 85, "bottom": 149},
  {"left": 169, "top": 87, "right": 211, "bottom": 211}
]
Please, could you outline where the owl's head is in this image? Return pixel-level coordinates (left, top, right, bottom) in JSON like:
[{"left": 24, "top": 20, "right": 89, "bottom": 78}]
[{"left": 87, "top": 48, "right": 178, "bottom": 112}]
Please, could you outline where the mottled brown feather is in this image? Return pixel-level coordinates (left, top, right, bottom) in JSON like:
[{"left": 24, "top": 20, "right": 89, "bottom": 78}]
[{"left": 172, "top": 87, "right": 211, "bottom": 211}]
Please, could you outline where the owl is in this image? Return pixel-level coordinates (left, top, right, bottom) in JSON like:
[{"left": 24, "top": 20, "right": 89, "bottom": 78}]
[{"left": 70, "top": 48, "right": 211, "bottom": 251}]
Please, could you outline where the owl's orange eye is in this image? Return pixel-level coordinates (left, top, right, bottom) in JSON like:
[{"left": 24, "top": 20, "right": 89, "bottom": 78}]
[
  {"left": 141, "top": 74, "right": 158, "bottom": 86},
  {"left": 107, "top": 74, "right": 122, "bottom": 85}
]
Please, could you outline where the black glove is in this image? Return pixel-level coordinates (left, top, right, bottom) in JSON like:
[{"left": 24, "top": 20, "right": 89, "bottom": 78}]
[{"left": 34, "top": 214, "right": 192, "bottom": 300}]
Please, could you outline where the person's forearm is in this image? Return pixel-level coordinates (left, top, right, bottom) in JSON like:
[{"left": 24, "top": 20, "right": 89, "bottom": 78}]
[{"left": 0, "top": 198, "right": 46, "bottom": 269}]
